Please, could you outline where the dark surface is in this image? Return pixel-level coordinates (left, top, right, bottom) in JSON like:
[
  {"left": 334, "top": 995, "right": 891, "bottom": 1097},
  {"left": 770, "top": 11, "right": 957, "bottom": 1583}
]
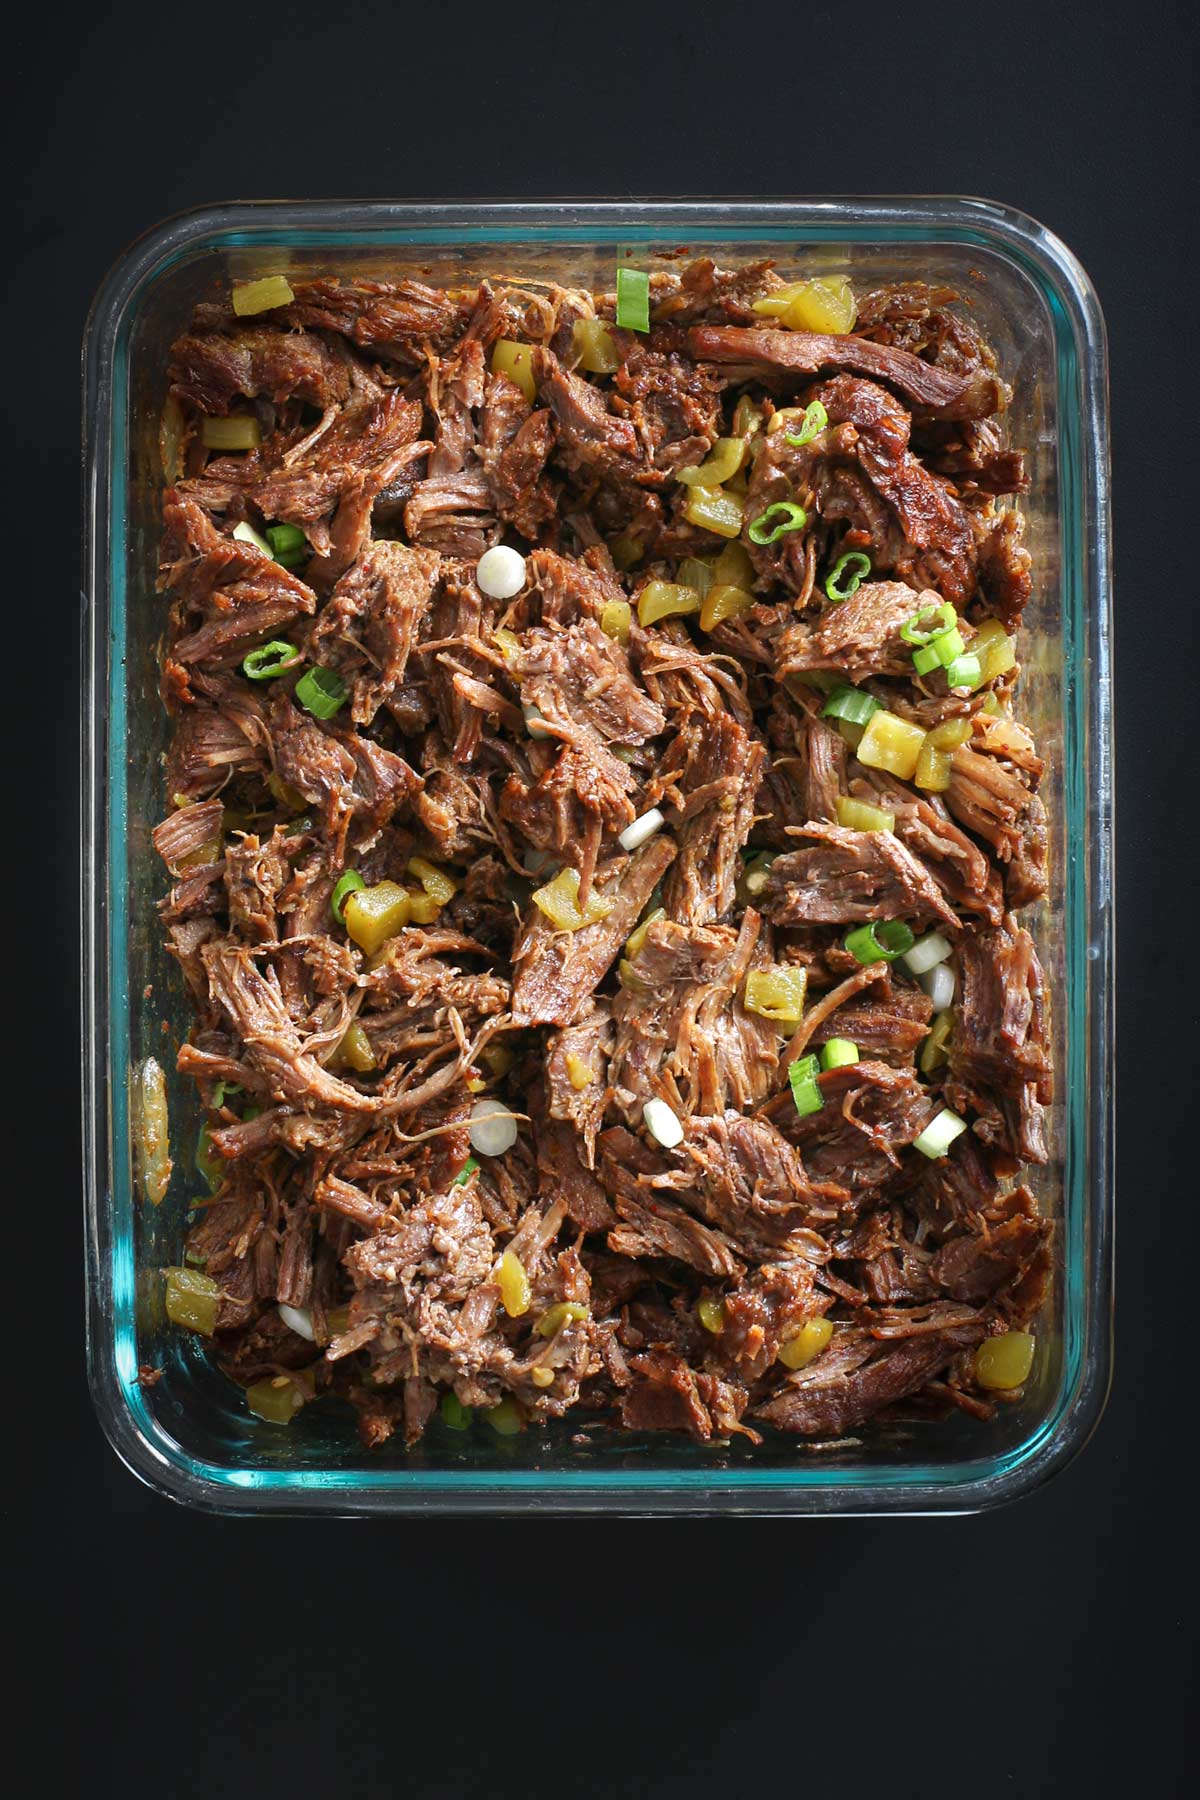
[{"left": 8, "top": 1, "right": 1196, "bottom": 1792}]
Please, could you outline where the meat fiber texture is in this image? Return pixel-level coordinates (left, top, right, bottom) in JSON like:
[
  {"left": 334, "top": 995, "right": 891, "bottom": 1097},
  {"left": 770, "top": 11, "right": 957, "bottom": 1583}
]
[{"left": 153, "top": 262, "right": 1050, "bottom": 1450}]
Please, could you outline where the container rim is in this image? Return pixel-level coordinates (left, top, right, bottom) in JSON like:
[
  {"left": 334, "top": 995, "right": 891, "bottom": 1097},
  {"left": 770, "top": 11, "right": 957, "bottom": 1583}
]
[{"left": 81, "top": 197, "right": 1114, "bottom": 1516}]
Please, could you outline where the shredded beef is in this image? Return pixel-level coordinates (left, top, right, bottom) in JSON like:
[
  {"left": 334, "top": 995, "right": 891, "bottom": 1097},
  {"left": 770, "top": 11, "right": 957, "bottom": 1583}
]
[
  {"left": 169, "top": 327, "right": 353, "bottom": 414},
  {"left": 763, "top": 1059, "right": 935, "bottom": 1204},
  {"left": 755, "top": 1317, "right": 988, "bottom": 1435},
  {"left": 155, "top": 259, "right": 1051, "bottom": 1449},
  {"left": 946, "top": 742, "right": 1048, "bottom": 907},
  {"left": 660, "top": 712, "right": 765, "bottom": 926},
  {"left": 181, "top": 391, "right": 428, "bottom": 561},
  {"left": 305, "top": 540, "right": 441, "bottom": 725},
  {"left": 608, "top": 913, "right": 778, "bottom": 1121}
]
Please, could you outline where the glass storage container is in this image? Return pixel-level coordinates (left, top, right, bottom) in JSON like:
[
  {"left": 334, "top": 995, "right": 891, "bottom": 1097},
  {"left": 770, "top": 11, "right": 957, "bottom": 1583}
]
[{"left": 82, "top": 199, "right": 1113, "bottom": 1514}]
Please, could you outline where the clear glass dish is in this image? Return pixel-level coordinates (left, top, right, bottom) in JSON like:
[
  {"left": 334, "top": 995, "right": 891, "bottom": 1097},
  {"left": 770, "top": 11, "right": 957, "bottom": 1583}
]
[{"left": 81, "top": 199, "right": 1113, "bottom": 1515}]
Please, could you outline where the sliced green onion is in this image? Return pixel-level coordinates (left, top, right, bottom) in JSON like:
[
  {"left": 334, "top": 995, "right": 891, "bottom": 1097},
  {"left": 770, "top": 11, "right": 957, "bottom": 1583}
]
[
  {"left": 676, "top": 556, "right": 715, "bottom": 598},
  {"left": 843, "top": 919, "right": 914, "bottom": 965},
  {"left": 783, "top": 400, "right": 829, "bottom": 447},
  {"left": 232, "top": 520, "right": 272, "bottom": 556},
  {"left": 902, "top": 930, "right": 953, "bottom": 977},
  {"left": 331, "top": 869, "right": 366, "bottom": 925},
  {"left": 944, "top": 653, "right": 983, "bottom": 690},
  {"left": 899, "top": 601, "right": 957, "bottom": 646},
  {"left": 616, "top": 267, "right": 650, "bottom": 333},
  {"left": 748, "top": 501, "right": 808, "bottom": 546},
  {"left": 452, "top": 1156, "right": 480, "bottom": 1187},
  {"left": 201, "top": 414, "right": 261, "bottom": 451},
  {"left": 913, "top": 1107, "right": 968, "bottom": 1160},
  {"left": 822, "top": 685, "right": 881, "bottom": 727},
  {"left": 912, "top": 640, "right": 946, "bottom": 676},
  {"left": 295, "top": 666, "right": 346, "bottom": 720},
  {"left": 820, "top": 1038, "right": 860, "bottom": 1070},
  {"left": 824, "top": 550, "right": 872, "bottom": 601},
  {"left": 211, "top": 1081, "right": 242, "bottom": 1109},
  {"left": 242, "top": 640, "right": 299, "bottom": 681},
  {"left": 440, "top": 1392, "right": 474, "bottom": 1431},
  {"left": 267, "top": 523, "right": 308, "bottom": 567},
  {"left": 788, "top": 1053, "right": 824, "bottom": 1117}
]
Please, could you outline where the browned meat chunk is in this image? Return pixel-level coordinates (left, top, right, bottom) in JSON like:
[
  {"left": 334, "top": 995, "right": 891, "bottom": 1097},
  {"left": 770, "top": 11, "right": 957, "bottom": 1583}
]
[
  {"left": 803, "top": 970, "right": 934, "bottom": 1068},
  {"left": 930, "top": 1198, "right": 1051, "bottom": 1302},
  {"left": 306, "top": 540, "right": 441, "bottom": 725},
  {"left": 169, "top": 326, "right": 353, "bottom": 413},
  {"left": 946, "top": 743, "right": 1048, "bottom": 908},
  {"left": 673, "top": 1111, "right": 832, "bottom": 1256},
  {"left": 718, "top": 1261, "right": 824, "bottom": 1384},
  {"left": 154, "top": 260, "right": 1050, "bottom": 1451},
  {"left": 815, "top": 375, "right": 978, "bottom": 605},
  {"left": 946, "top": 921, "right": 1052, "bottom": 1164},
  {"left": 756, "top": 1316, "right": 987, "bottom": 1435},
  {"left": 280, "top": 277, "right": 469, "bottom": 358},
  {"left": 511, "top": 836, "right": 677, "bottom": 1027},
  {"left": 847, "top": 767, "right": 1004, "bottom": 925},
  {"left": 776, "top": 582, "right": 940, "bottom": 684},
  {"left": 545, "top": 1000, "right": 614, "bottom": 1166},
  {"left": 536, "top": 1116, "right": 615, "bottom": 1234},
  {"left": 660, "top": 712, "right": 765, "bottom": 926},
  {"left": 598, "top": 1127, "right": 745, "bottom": 1279},
  {"left": 160, "top": 492, "right": 317, "bottom": 670},
  {"left": 268, "top": 688, "right": 420, "bottom": 857},
  {"left": 764, "top": 822, "right": 960, "bottom": 932},
  {"left": 533, "top": 346, "right": 641, "bottom": 483},
  {"left": 763, "top": 1059, "right": 934, "bottom": 1203},
  {"left": 687, "top": 323, "right": 987, "bottom": 416},
  {"left": 609, "top": 913, "right": 778, "bottom": 1121}
]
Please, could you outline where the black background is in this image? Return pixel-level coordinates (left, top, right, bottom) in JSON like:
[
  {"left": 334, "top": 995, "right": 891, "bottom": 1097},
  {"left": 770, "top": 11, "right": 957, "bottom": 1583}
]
[{"left": 8, "top": 2, "right": 1197, "bottom": 1793}]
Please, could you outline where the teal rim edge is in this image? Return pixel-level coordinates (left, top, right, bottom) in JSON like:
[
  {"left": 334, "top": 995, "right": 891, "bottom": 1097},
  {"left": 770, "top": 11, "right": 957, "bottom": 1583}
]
[{"left": 84, "top": 200, "right": 1112, "bottom": 1512}]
